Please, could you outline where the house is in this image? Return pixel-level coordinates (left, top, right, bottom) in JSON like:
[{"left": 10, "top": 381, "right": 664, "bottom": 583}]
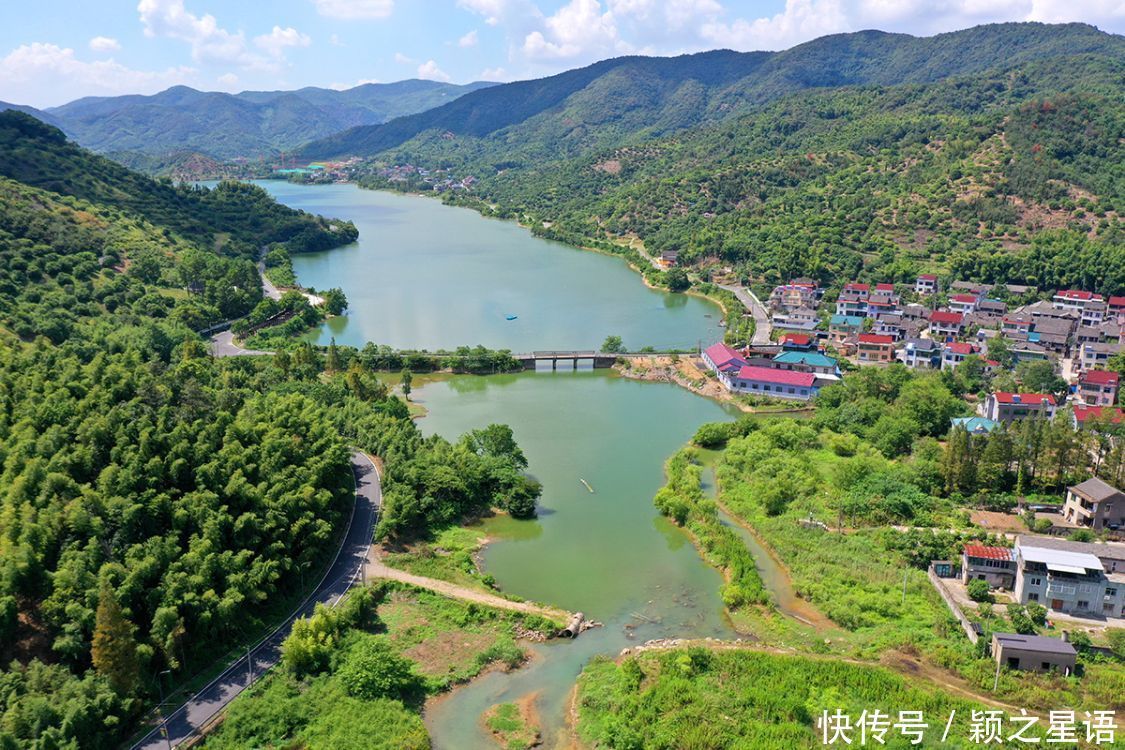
[
  {"left": 1072, "top": 405, "right": 1125, "bottom": 430},
  {"left": 725, "top": 365, "right": 819, "bottom": 401},
  {"left": 1063, "top": 478, "right": 1125, "bottom": 531},
  {"left": 950, "top": 416, "right": 1000, "bottom": 435},
  {"left": 901, "top": 303, "right": 929, "bottom": 321},
  {"left": 984, "top": 392, "right": 1057, "bottom": 423},
  {"left": 941, "top": 342, "right": 980, "bottom": 370},
  {"left": 928, "top": 310, "right": 965, "bottom": 340},
  {"left": 866, "top": 285, "right": 901, "bottom": 318},
  {"left": 772, "top": 351, "right": 841, "bottom": 382},
  {"left": 829, "top": 315, "right": 865, "bottom": 344},
  {"left": 658, "top": 250, "right": 679, "bottom": 268},
  {"left": 1014, "top": 536, "right": 1125, "bottom": 618},
  {"left": 701, "top": 342, "right": 748, "bottom": 379},
  {"left": 1075, "top": 326, "right": 1105, "bottom": 347},
  {"left": 1077, "top": 369, "right": 1119, "bottom": 407},
  {"left": 772, "top": 307, "right": 819, "bottom": 331},
  {"left": 856, "top": 334, "right": 895, "bottom": 363},
  {"left": 978, "top": 298, "right": 1008, "bottom": 316},
  {"left": 915, "top": 274, "right": 938, "bottom": 295},
  {"left": 948, "top": 293, "right": 981, "bottom": 315},
  {"left": 1053, "top": 289, "right": 1104, "bottom": 316},
  {"left": 898, "top": 338, "right": 941, "bottom": 369},
  {"left": 835, "top": 283, "right": 870, "bottom": 317},
  {"left": 1110, "top": 296, "right": 1125, "bottom": 324},
  {"left": 1009, "top": 341, "right": 1051, "bottom": 364},
  {"left": 1028, "top": 318, "right": 1073, "bottom": 356},
  {"left": 991, "top": 633, "right": 1076, "bottom": 675},
  {"left": 874, "top": 312, "right": 917, "bottom": 341},
  {"left": 1078, "top": 341, "right": 1123, "bottom": 372},
  {"left": 769, "top": 283, "right": 817, "bottom": 312},
  {"left": 779, "top": 333, "right": 816, "bottom": 351},
  {"left": 962, "top": 544, "right": 1016, "bottom": 589},
  {"left": 1002, "top": 315, "right": 1034, "bottom": 339}
]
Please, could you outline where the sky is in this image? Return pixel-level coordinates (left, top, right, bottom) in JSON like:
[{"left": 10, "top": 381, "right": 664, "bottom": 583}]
[{"left": 1, "top": 0, "right": 1123, "bottom": 108}]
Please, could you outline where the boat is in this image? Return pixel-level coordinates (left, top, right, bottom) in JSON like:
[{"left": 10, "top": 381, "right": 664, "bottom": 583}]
[
  {"left": 580, "top": 478, "right": 595, "bottom": 493},
  {"left": 506, "top": 315, "right": 518, "bottom": 321}
]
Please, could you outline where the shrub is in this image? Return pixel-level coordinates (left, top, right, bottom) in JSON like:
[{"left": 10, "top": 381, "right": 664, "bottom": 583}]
[
  {"left": 967, "top": 579, "right": 992, "bottom": 603},
  {"left": 335, "top": 635, "right": 423, "bottom": 703}
]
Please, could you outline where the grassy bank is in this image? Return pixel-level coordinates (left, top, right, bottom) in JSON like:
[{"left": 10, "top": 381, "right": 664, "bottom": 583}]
[{"left": 203, "top": 583, "right": 555, "bottom": 749}]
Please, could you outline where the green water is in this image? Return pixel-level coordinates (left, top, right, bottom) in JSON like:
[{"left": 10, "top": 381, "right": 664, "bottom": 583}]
[
  {"left": 253, "top": 181, "right": 724, "bottom": 352},
  {"left": 414, "top": 370, "right": 739, "bottom": 749}
]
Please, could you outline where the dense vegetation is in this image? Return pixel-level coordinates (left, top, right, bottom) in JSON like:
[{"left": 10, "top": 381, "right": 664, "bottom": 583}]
[
  {"left": 577, "top": 647, "right": 1011, "bottom": 749},
  {"left": 206, "top": 582, "right": 555, "bottom": 750},
  {"left": 21, "top": 80, "right": 495, "bottom": 163},
  {"left": 342, "top": 24, "right": 1124, "bottom": 293},
  {"left": 0, "top": 115, "right": 539, "bottom": 748}
]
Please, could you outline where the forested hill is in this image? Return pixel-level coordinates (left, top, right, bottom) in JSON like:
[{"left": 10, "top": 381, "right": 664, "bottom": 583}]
[
  {"left": 0, "top": 109, "right": 357, "bottom": 340},
  {"left": 0, "top": 109, "right": 535, "bottom": 748},
  {"left": 25, "top": 79, "right": 494, "bottom": 161},
  {"left": 299, "top": 22, "right": 1123, "bottom": 160}
]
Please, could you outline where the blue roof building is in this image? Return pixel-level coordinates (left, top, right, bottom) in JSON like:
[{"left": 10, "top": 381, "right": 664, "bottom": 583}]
[{"left": 950, "top": 416, "right": 1000, "bottom": 435}]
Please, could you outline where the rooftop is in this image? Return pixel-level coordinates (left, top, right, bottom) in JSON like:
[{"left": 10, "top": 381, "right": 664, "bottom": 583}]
[
  {"left": 858, "top": 334, "right": 894, "bottom": 345},
  {"left": 773, "top": 351, "right": 837, "bottom": 368},
  {"left": 951, "top": 417, "right": 999, "bottom": 434},
  {"left": 1017, "top": 534, "right": 1125, "bottom": 561},
  {"left": 1080, "top": 369, "right": 1120, "bottom": 386},
  {"left": 1073, "top": 406, "right": 1125, "bottom": 425},
  {"left": 992, "top": 392, "right": 1056, "bottom": 406},
  {"left": 1018, "top": 544, "right": 1104, "bottom": 575},
  {"left": 735, "top": 365, "right": 817, "bottom": 388},
  {"left": 963, "top": 544, "right": 1013, "bottom": 561},
  {"left": 992, "top": 633, "right": 1077, "bottom": 656},
  {"left": 830, "top": 315, "right": 865, "bottom": 327},
  {"left": 1069, "top": 477, "right": 1124, "bottom": 503},
  {"left": 930, "top": 311, "right": 964, "bottom": 325},
  {"left": 946, "top": 342, "right": 978, "bottom": 355}
]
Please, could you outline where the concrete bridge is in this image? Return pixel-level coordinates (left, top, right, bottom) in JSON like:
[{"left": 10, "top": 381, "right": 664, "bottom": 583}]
[{"left": 513, "top": 351, "right": 620, "bottom": 370}]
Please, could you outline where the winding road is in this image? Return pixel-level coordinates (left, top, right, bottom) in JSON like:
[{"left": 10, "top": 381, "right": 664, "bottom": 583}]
[
  {"left": 717, "top": 283, "right": 772, "bottom": 344},
  {"left": 131, "top": 450, "right": 380, "bottom": 750}
]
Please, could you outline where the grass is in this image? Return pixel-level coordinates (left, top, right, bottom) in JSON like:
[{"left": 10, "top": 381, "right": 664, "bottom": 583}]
[
  {"left": 202, "top": 582, "right": 556, "bottom": 748},
  {"left": 381, "top": 526, "right": 500, "bottom": 595},
  {"left": 483, "top": 701, "right": 540, "bottom": 750},
  {"left": 576, "top": 648, "right": 1007, "bottom": 750}
]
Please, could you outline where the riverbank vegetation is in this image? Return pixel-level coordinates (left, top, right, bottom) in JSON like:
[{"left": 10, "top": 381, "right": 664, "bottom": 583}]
[
  {"left": 205, "top": 582, "right": 555, "bottom": 750},
  {"left": 662, "top": 403, "right": 1125, "bottom": 711},
  {"left": 576, "top": 647, "right": 1010, "bottom": 749}
]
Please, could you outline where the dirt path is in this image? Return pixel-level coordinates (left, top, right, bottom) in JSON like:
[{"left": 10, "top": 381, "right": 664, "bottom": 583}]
[{"left": 365, "top": 554, "right": 569, "bottom": 623}]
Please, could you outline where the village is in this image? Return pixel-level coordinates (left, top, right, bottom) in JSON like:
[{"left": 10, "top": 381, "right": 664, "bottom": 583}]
[{"left": 697, "top": 275, "right": 1125, "bottom": 673}]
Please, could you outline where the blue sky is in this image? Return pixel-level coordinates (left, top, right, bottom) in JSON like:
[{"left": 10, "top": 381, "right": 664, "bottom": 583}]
[{"left": 2, "top": 0, "right": 1123, "bottom": 107}]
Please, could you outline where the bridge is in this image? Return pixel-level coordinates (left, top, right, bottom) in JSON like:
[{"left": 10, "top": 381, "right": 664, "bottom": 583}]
[{"left": 513, "top": 351, "right": 620, "bottom": 370}]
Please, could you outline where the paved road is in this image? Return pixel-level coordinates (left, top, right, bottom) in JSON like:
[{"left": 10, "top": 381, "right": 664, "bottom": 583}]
[
  {"left": 208, "top": 330, "right": 272, "bottom": 358},
  {"left": 132, "top": 451, "right": 380, "bottom": 750},
  {"left": 258, "top": 247, "right": 282, "bottom": 301},
  {"left": 717, "top": 283, "right": 772, "bottom": 345}
]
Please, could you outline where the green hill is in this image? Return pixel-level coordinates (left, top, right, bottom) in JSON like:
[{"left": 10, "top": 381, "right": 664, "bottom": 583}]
[
  {"left": 338, "top": 23, "right": 1124, "bottom": 294},
  {"left": 300, "top": 23, "right": 1122, "bottom": 162},
  {"left": 40, "top": 79, "right": 494, "bottom": 161}
]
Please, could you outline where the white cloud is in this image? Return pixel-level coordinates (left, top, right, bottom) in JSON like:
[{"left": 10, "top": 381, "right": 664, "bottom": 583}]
[
  {"left": 479, "top": 66, "right": 509, "bottom": 80},
  {"left": 216, "top": 72, "right": 239, "bottom": 87},
  {"left": 522, "top": 0, "right": 623, "bottom": 60},
  {"left": 417, "top": 59, "right": 452, "bottom": 81},
  {"left": 394, "top": 51, "right": 416, "bottom": 64},
  {"left": 89, "top": 36, "right": 121, "bottom": 53},
  {"left": 330, "top": 33, "right": 345, "bottom": 46},
  {"left": 328, "top": 77, "right": 381, "bottom": 89},
  {"left": 254, "top": 26, "right": 311, "bottom": 58},
  {"left": 459, "top": 29, "right": 480, "bottom": 47},
  {"left": 312, "top": 0, "right": 394, "bottom": 19},
  {"left": 0, "top": 42, "right": 196, "bottom": 107}
]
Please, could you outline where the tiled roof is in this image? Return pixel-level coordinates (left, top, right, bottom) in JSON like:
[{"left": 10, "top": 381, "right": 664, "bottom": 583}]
[
  {"left": 858, "top": 334, "right": 894, "bottom": 344},
  {"left": 917, "top": 274, "right": 937, "bottom": 281},
  {"left": 1081, "top": 369, "right": 1119, "bottom": 386},
  {"left": 1056, "top": 290, "right": 1102, "bottom": 302},
  {"left": 735, "top": 365, "right": 816, "bottom": 387},
  {"left": 930, "top": 311, "right": 964, "bottom": 325},
  {"left": 951, "top": 294, "right": 978, "bottom": 303},
  {"left": 1070, "top": 477, "right": 1123, "bottom": 502},
  {"left": 704, "top": 342, "right": 745, "bottom": 369},
  {"left": 1073, "top": 406, "right": 1125, "bottom": 425},
  {"left": 780, "top": 333, "right": 811, "bottom": 345},
  {"left": 992, "top": 392, "right": 1056, "bottom": 406},
  {"left": 963, "top": 544, "right": 1013, "bottom": 561},
  {"left": 774, "top": 351, "right": 837, "bottom": 368},
  {"left": 946, "top": 342, "right": 978, "bottom": 355}
]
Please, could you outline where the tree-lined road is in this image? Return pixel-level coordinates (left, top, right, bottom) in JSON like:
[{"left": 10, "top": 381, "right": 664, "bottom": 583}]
[
  {"left": 131, "top": 451, "right": 380, "bottom": 750},
  {"left": 717, "top": 283, "right": 772, "bottom": 344}
]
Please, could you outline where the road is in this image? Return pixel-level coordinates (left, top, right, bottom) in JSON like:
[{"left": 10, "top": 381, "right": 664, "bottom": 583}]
[
  {"left": 258, "top": 247, "right": 282, "bottom": 301},
  {"left": 131, "top": 450, "right": 380, "bottom": 750},
  {"left": 717, "top": 283, "right": 772, "bottom": 345},
  {"left": 365, "top": 555, "right": 568, "bottom": 622},
  {"left": 208, "top": 330, "right": 272, "bottom": 358}
]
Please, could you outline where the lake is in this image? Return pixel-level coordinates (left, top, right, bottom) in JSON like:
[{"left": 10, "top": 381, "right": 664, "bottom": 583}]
[{"left": 255, "top": 181, "right": 724, "bottom": 352}]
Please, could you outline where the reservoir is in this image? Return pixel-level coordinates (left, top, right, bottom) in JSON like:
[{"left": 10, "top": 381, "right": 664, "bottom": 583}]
[
  {"left": 256, "top": 181, "right": 724, "bottom": 352},
  {"left": 257, "top": 181, "right": 742, "bottom": 748}
]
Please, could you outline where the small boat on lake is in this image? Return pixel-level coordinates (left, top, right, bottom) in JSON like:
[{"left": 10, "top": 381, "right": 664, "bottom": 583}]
[{"left": 506, "top": 315, "right": 518, "bottom": 321}]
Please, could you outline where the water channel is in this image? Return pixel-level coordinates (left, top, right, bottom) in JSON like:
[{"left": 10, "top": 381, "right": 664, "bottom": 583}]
[{"left": 254, "top": 181, "right": 797, "bottom": 749}]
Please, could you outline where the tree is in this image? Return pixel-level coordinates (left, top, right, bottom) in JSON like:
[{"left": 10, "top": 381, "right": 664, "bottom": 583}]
[
  {"left": 601, "top": 335, "right": 626, "bottom": 354},
  {"left": 400, "top": 368, "right": 413, "bottom": 399},
  {"left": 326, "top": 337, "right": 341, "bottom": 372},
  {"left": 336, "top": 635, "right": 423, "bottom": 702},
  {"left": 464, "top": 424, "right": 527, "bottom": 469},
  {"left": 91, "top": 577, "right": 141, "bottom": 694},
  {"left": 1015, "top": 360, "right": 1065, "bottom": 395},
  {"left": 665, "top": 267, "right": 690, "bottom": 292},
  {"left": 967, "top": 579, "right": 992, "bottom": 603},
  {"left": 323, "top": 287, "right": 348, "bottom": 316}
]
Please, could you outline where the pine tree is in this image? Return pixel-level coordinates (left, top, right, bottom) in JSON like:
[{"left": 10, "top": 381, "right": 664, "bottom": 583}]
[
  {"left": 91, "top": 577, "right": 140, "bottom": 694},
  {"left": 326, "top": 337, "right": 341, "bottom": 373}
]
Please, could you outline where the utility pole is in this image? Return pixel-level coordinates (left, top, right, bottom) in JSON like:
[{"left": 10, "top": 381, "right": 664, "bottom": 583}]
[
  {"left": 902, "top": 569, "right": 908, "bottom": 605},
  {"left": 993, "top": 654, "right": 1002, "bottom": 692},
  {"left": 157, "top": 669, "right": 172, "bottom": 750}
]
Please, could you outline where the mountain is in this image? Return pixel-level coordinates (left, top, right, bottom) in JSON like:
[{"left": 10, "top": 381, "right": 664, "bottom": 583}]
[
  {"left": 40, "top": 79, "right": 494, "bottom": 160},
  {"left": 341, "top": 23, "right": 1124, "bottom": 296},
  {"left": 0, "top": 100, "right": 66, "bottom": 130},
  {"left": 300, "top": 22, "right": 1123, "bottom": 161}
]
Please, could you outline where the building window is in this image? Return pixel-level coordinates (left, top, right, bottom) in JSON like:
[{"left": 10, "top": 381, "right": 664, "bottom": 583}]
[
  {"left": 1077, "top": 601, "right": 1089, "bottom": 609},
  {"left": 1030, "top": 577, "right": 1042, "bottom": 586},
  {"left": 1007, "top": 657, "right": 1020, "bottom": 669},
  {"left": 1041, "top": 662, "right": 1052, "bottom": 671},
  {"left": 1107, "top": 588, "right": 1117, "bottom": 597},
  {"left": 1028, "top": 593, "right": 1039, "bottom": 602}
]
